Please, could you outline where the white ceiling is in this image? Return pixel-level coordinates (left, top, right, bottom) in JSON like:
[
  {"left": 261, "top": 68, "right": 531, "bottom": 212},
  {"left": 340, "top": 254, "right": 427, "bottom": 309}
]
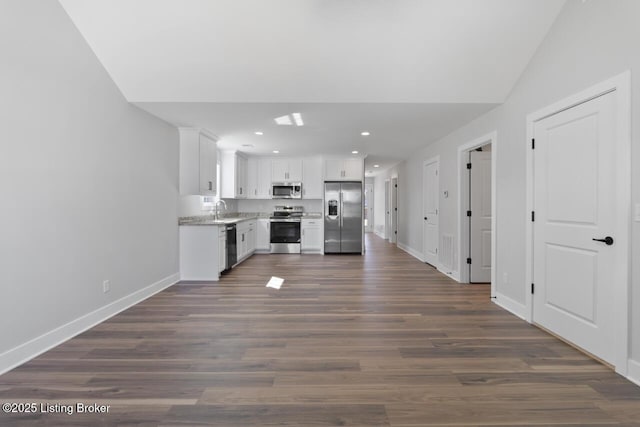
[{"left": 59, "top": 0, "right": 566, "bottom": 174}]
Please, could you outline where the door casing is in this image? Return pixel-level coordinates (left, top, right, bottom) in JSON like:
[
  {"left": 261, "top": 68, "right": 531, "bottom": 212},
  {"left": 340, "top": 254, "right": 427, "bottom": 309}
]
[{"left": 457, "top": 131, "right": 497, "bottom": 297}]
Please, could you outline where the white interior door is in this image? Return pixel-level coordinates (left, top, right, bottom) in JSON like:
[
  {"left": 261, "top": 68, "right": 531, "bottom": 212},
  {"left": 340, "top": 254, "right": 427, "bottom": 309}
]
[
  {"left": 470, "top": 150, "right": 492, "bottom": 282},
  {"left": 423, "top": 160, "right": 439, "bottom": 266},
  {"left": 533, "top": 91, "right": 617, "bottom": 364},
  {"left": 364, "top": 184, "right": 374, "bottom": 232},
  {"left": 390, "top": 178, "right": 398, "bottom": 244},
  {"left": 384, "top": 180, "right": 390, "bottom": 240}
]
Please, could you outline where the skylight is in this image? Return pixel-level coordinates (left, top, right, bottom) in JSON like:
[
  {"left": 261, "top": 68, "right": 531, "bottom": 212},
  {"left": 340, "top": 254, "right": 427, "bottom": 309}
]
[{"left": 275, "top": 113, "right": 304, "bottom": 126}]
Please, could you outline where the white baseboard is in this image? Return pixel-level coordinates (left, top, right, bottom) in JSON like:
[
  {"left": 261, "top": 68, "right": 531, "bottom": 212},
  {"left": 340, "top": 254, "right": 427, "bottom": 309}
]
[
  {"left": 437, "top": 268, "right": 461, "bottom": 282},
  {"left": 374, "top": 230, "right": 386, "bottom": 239},
  {"left": 397, "top": 242, "right": 424, "bottom": 262},
  {"left": 0, "top": 272, "right": 179, "bottom": 375},
  {"left": 627, "top": 359, "right": 640, "bottom": 387},
  {"left": 493, "top": 291, "right": 526, "bottom": 320}
]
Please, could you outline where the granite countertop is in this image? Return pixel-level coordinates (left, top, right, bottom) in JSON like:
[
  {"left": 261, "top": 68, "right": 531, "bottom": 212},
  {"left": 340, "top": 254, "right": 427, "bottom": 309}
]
[
  {"left": 179, "top": 212, "right": 323, "bottom": 226},
  {"left": 178, "top": 212, "right": 264, "bottom": 226}
]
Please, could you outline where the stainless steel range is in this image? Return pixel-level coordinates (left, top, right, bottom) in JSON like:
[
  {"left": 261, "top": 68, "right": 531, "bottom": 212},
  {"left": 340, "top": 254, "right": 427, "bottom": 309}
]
[{"left": 270, "top": 206, "right": 303, "bottom": 253}]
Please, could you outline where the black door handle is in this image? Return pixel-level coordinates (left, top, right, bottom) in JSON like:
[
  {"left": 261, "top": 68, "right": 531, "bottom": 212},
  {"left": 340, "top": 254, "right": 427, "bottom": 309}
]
[
  {"left": 424, "top": 217, "right": 428, "bottom": 220},
  {"left": 592, "top": 236, "right": 614, "bottom": 245}
]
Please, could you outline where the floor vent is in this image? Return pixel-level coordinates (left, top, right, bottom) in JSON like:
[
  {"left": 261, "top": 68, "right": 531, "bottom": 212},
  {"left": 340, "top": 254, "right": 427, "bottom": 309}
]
[{"left": 440, "top": 234, "right": 454, "bottom": 271}]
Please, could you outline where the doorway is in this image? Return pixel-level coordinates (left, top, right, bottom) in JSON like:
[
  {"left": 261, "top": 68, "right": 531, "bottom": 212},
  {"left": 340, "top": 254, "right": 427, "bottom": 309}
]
[
  {"left": 526, "top": 72, "right": 630, "bottom": 374},
  {"left": 468, "top": 146, "right": 492, "bottom": 283},
  {"left": 422, "top": 157, "right": 439, "bottom": 267},
  {"left": 384, "top": 180, "right": 390, "bottom": 240},
  {"left": 390, "top": 177, "right": 398, "bottom": 244},
  {"left": 457, "top": 132, "right": 497, "bottom": 294},
  {"left": 364, "top": 183, "right": 374, "bottom": 233}
]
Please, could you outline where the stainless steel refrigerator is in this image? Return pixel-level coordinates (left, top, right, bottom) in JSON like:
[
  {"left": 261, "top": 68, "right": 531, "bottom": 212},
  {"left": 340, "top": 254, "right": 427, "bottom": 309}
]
[{"left": 324, "top": 182, "right": 363, "bottom": 254}]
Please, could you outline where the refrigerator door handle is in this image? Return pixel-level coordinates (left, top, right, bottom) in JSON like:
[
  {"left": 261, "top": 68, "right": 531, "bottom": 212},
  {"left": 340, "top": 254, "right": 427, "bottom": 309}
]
[{"left": 339, "top": 190, "right": 343, "bottom": 229}]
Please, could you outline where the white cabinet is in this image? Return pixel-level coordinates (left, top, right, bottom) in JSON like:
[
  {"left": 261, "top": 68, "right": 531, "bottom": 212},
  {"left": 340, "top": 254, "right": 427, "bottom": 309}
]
[
  {"left": 301, "top": 219, "right": 323, "bottom": 253},
  {"left": 247, "top": 157, "right": 273, "bottom": 199},
  {"left": 218, "top": 227, "right": 227, "bottom": 274},
  {"left": 179, "top": 128, "right": 217, "bottom": 196},
  {"left": 179, "top": 225, "right": 223, "bottom": 281},
  {"left": 302, "top": 157, "right": 323, "bottom": 199},
  {"left": 258, "top": 158, "right": 273, "bottom": 198},
  {"left": 272, "top": 158, "right": 302, "bottom": 182},
  {"left": 324, "top": 157, "right": 363, "bottom": 181},
  {"left": 236, "top": 220, "right": 257, "bottom": 261},
  {"left": 221, "top": 151, "right": 248, "bottom": 199},
  {"left": 256, "top": 219, "right": 270, "bottom": 251}
]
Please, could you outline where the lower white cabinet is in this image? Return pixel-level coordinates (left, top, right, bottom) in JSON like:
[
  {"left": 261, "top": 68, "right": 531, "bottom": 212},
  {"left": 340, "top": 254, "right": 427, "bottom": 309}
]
[
  {"left": 180, "top": 225, "right": 224, "bottom": 281},
  {"left": 218, "top": 227, "right": 227, "bottom": 274},
  {"left": 256, "top": 219, "right": 270, "bottom": 251},
  {"left": 237, "top": 220, "right": 257, "bottom": 261},
  {"left": 301, "top": 219, "right": 323, "bottom": 253}
]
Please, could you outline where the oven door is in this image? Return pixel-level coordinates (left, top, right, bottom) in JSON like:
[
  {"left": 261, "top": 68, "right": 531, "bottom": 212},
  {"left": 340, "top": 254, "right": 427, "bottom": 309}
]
[{"left": 270, "top": 220, "right": 301, "bottom": 253}]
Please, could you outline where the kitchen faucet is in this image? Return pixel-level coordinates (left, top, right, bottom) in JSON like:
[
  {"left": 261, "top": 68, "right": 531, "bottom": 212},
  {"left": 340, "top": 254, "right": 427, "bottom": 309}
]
[{"left": 213, "top": 200, "right": 227, "bottom": 220}]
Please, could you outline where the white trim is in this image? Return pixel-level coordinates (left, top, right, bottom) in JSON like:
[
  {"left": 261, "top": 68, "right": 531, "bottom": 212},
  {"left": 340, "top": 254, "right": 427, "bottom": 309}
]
[
  {"left": 374, "top": 229, "right": 386, "bottom": 239},
  {"left": 627, "top": 359, "right": 640, "bottom": 387},
  {"left": 525, "top": 71, "right": 631, "bottom": 376},
  {"left": 422, "top": 155, "right": 440, "bottom": 269},
  {"left": 437, "top": 268, "right": 461, "bottom": 283},
  {"left": 456, "top": 131, "right": 498, "bottom": 298},
  {"left": 493, "top": 292, "right": 526, "bottom": 320},
  {"left": 397, "top": 242, "right": 424, "bottom": 263},
  {"left": 0, "top": 273, "right": 180, "bottom": 375}
]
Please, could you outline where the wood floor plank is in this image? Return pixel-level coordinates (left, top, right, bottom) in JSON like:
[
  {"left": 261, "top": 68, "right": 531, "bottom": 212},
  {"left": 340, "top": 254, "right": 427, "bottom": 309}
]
[{"left": 0, "top": 234, "right": 638, "bottom": 426}]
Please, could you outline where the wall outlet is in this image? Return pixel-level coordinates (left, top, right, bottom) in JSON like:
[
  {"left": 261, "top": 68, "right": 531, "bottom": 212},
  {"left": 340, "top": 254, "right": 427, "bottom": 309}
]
[
  {"left": 502, "top": 272, "right": 508, "bottom": 284},
  {"left": 102, "top": 280, "right": 110, "bottom": 293}
]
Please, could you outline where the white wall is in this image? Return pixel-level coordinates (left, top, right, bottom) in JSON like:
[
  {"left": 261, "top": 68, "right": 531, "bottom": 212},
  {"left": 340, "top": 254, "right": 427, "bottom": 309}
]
[
  {"left": 391, "top": 0, "right": 640, "bottom": 367},
  {"left": 0, "top": 0, "right": 179, "bottom": 370},
  {"left": 373, "top": 166, "right": 400, "bottom": 238}
]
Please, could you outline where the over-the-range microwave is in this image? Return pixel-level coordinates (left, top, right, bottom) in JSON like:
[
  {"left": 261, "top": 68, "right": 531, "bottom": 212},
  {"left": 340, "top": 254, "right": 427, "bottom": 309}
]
[{"left": 272, "top": 182, "right": 302, "bottom": 199}]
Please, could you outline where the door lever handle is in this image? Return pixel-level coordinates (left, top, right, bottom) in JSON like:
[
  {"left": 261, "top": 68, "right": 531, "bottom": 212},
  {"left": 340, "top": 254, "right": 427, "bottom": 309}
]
[{"left": 592, "top": 236, "right": 614, "bottom": 245}]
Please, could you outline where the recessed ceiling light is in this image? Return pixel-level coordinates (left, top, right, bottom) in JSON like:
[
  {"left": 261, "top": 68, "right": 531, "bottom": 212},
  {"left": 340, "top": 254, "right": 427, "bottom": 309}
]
[
  {"left": 352, "top": 150, "right": 359, "bottom": 154},
  {"left": 361, "top": 131, "right": 370, "bottom": 136},
  {"left": 374, "top": 164, "right": 380, "bottom": 168},
  {"left": 272, "top": 150, "right": 280, "bottom": 154},
  {"left": 254, "top": 131, "right": 263, "bottom": 135}
]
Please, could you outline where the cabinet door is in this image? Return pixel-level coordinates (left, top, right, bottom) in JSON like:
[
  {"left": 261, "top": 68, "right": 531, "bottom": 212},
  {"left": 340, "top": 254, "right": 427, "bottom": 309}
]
[
  {"left": 303, "top": 157, "right": 323, "bottom": 199},
  {"left": 302, "top": 221, "right": 322, "bottom": 252},
  {"left": 199, "top": 135, "right": 217, "bottom": 195},
  {"left": 257, "top": 219, "right": 270, "bottom": 250},
  {"left": 236, "top": 155, "right": 248, "bottom": 198},
  {"left": 287, "top": 158, "right": 303, "bottom": 182},
  {"left": 343, "top": 158, "right": 363, "bottom": 180},
  {"left": 248, "top": 222, "right": 256, "bottom": 253},
  {"left": 257, "top": 158, "right": 272, "bottom": 198},
  {"left": 218, "top": 233, "right": 226, "bottom": 273},
  {"left": 272, "top": 159, "right": 289, "bottom": 182},
  {"left": 324, "top": 158, "right": 344, "bottom": 181},
  {"left": 247, "top": 157, "right": 259, "bottom": 199}
]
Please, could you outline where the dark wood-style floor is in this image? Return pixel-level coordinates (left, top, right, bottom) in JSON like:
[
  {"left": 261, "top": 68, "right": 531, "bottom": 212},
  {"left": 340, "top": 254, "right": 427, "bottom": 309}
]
[{"left": 1, "top": 234, "right": 639, "bottom": 426}]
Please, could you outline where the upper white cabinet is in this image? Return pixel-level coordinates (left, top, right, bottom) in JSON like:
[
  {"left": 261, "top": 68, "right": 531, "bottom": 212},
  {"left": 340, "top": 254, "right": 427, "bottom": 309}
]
[
  {"left": 247, "top": 157, "right": 272, "bottom": 199},
  {"left": 221, "top": 151, "right": 248, "bottom": 199},
  {"left": 302, "top": 157, "right": 323, "bottom": 199},
  {"left": 179, "top": 128, "right": 217, "bottom": 196},
  {"left": 272, "top": 158, "right": 302, "bottom": 182},
  {"left": 324, "top": 157, "right": 364, "bottom": 181}
]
